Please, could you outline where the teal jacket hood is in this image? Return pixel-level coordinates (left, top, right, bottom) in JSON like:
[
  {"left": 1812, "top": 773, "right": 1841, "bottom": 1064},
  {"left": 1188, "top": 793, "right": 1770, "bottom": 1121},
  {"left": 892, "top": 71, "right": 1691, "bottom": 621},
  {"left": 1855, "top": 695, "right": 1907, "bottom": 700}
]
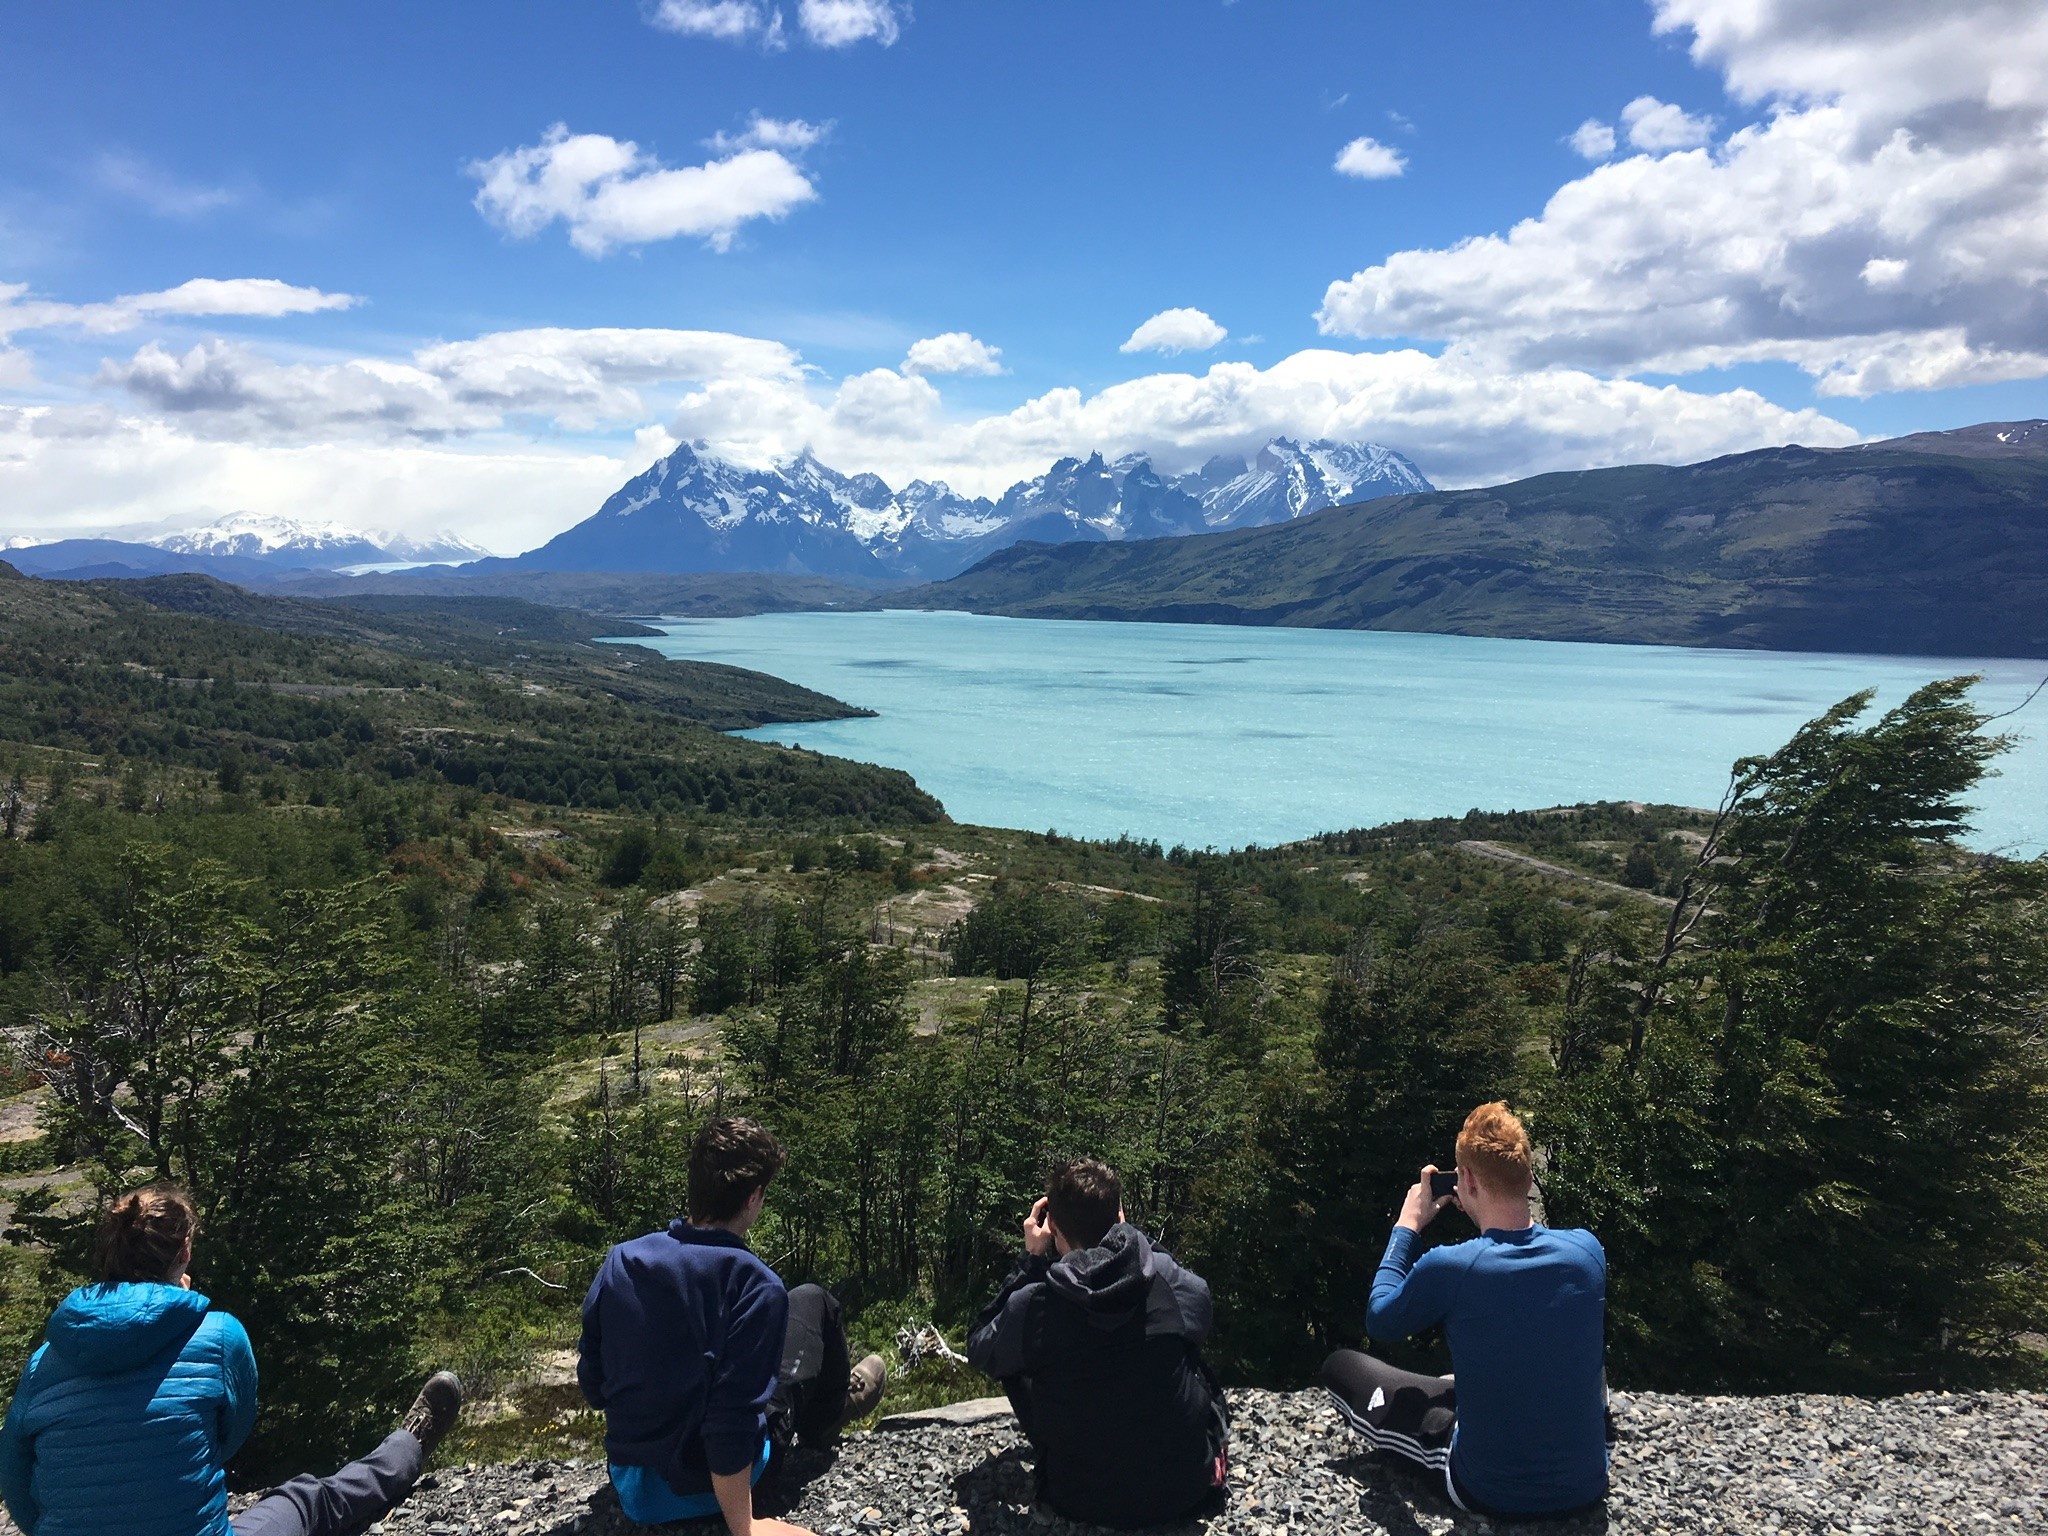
[
  {"left": 0, "top": 1283, "right": 258, "bottom": 1536},
  {"left": 45, "top": 1284, "right": 211, "bottom": 1375}
]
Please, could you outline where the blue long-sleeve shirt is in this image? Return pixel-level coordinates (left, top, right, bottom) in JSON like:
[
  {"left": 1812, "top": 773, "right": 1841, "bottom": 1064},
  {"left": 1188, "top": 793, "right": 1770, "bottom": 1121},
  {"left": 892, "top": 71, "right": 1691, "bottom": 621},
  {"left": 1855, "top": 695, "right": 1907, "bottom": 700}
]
[
  {"left": 1367, "top": 1223, "right": 1608, "bottom": 1516},
  {"left": 577, "top": 1222, "right": 788, "bottom": 1494}
]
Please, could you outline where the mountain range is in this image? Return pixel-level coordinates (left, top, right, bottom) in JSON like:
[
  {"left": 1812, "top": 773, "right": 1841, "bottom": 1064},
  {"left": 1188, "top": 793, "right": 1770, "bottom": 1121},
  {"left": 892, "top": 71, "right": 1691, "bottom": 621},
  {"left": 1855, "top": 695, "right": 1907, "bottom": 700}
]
[
  {"left": 5, "top": 514, "right": 487, "bottom": 583},
  {"left": 896, "top": 421, "right": 2048, "bottom": 659},
  {"left": 492, "top": 437, "right": 1432, "bottom": 582}
]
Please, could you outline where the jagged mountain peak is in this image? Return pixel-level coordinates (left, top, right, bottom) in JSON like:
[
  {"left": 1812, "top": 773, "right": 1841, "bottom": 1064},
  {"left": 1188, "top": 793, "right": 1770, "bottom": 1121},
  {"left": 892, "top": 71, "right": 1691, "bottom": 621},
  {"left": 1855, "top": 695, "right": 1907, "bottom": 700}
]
[{"left": 511, "top": 434, "right": 1431, "bottom": 581}]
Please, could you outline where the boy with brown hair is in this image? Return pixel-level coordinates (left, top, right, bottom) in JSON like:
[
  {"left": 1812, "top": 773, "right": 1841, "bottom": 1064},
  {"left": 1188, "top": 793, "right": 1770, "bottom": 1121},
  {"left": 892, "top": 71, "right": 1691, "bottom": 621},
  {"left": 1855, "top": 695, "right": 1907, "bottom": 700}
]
[
  {"left": 578, "top": 1116, "right": 886, "bottom": 1536},
  {"left": 968, "top": 1158, "right": 1227, "bottom": 1528},
  {"left": 1322, "top": 1101, "right": 1609, "bottom": 1519}
]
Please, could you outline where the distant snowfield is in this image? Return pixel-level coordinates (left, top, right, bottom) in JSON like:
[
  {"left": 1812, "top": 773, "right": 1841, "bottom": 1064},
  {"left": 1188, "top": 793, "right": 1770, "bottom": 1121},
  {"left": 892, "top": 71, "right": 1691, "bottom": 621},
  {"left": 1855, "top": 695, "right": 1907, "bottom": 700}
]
[{"left": 639, "top": 611, "right": 2048, "bottom": 856}]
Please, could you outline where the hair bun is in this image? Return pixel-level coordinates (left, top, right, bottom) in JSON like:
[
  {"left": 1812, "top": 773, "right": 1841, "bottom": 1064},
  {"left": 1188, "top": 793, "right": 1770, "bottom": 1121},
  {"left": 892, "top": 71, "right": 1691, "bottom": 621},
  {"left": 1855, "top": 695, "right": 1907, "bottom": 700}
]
[{"left": 95, "top": 1183, "right": 198, "bottom": 1285}]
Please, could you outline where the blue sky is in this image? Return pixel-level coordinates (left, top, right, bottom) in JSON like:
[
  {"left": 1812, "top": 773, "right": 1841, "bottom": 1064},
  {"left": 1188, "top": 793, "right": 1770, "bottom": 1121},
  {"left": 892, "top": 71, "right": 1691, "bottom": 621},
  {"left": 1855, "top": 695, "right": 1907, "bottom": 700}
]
[{"left": 3, "top": 0, "right": 2045, "bottom": 550}]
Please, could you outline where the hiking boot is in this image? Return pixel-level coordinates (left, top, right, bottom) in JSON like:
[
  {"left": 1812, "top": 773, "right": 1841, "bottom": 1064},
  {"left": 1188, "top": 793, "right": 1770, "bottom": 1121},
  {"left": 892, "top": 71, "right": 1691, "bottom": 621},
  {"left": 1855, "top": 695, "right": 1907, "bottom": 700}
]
[
  {"left": 400, "top": 1371, "right": 464, "bottom": 1460},
  {"left": 841, "top": 1354, "right": 887, "bottom": 1427}
]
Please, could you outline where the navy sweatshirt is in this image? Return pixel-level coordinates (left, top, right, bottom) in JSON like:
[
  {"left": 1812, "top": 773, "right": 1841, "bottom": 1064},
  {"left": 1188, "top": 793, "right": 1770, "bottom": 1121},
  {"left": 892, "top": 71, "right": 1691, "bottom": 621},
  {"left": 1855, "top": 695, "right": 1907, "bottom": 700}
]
[
  {"left": 578, "top": 1222, "right": 788, "bottom": 1494},
  {"left": 1368, "top": 1224, "right": 1607, "bottom": 1516}
]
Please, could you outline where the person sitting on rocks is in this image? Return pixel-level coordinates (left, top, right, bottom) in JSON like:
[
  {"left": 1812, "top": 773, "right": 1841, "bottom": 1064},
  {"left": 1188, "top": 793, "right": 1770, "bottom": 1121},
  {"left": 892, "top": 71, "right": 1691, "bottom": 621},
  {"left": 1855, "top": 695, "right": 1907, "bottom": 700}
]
[
  {"left": 577, "top": 1115, "right": 887, "bottom": 1536},
  {"left": 967, "top": 1157, "right": 1228, "bottom": 1529},
  {"left": 0, "top": 1182, "right": 463, "bottom": 1536},
  {"left": 1322, "top": 1101, "right": 1608, "bottom": 1519}
]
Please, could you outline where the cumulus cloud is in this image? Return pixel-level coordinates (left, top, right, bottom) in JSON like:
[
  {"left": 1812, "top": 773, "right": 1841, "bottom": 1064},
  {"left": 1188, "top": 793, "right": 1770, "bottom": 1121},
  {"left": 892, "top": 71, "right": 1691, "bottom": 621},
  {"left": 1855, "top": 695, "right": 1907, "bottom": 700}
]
[
  {"left": 1318, "top": 0, "right": 2048, "bottom": 397},
  {"left": 901, "top": 332, "right": 1004, "bottom": 376},
  {"left": 1567, "top": 119, "right": 1617, "bottom": 160},
  {"left": 707, "top": 114, "right": 828, "bottom": 154},
  {"left": 11, "top": 308, "right": 1861, "bottom": 546},
  {"left": 1333, "top": 136, "right": 1407, "bottom": 179},
  {"left": 649, "top": 0, "right": 776, "bottom": 43},
  {"left": 468, "top": 124, "right": 816, "bottom": 255},
  {"left": 0, "top": 277, "right": 358, "bottom": 338},
  {"left": 797, "top": 0, "right": 902, "bottom": 47},
  {"left": 97, "top": 326, "right": 802, "bottom": 439},
  {"left": 648, "top": 0, "right": 902, "bottom": 48},
  {"left": 666, "top": 344, "right": 1858, "bottom": 499},
  {"left": 1619, "top": 95, "right": 1716, "bottom": 150},
  {"left": 0, "top": 404, "right": 632, "bottom": 555},
  {"left": 1120, "top": 308, "right": 1228, "bottom": 355}
]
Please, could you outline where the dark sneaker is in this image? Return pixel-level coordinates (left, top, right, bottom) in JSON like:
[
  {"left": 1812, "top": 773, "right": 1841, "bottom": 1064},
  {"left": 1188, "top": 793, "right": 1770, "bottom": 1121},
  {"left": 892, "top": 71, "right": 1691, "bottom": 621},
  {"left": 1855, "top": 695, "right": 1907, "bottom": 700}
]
[
  {"left": 400, "top": 1371, "right": 464, "bottom": 1460},
  {"left": 841, "top": 1354, "right": 887, "bottom": 1427}
]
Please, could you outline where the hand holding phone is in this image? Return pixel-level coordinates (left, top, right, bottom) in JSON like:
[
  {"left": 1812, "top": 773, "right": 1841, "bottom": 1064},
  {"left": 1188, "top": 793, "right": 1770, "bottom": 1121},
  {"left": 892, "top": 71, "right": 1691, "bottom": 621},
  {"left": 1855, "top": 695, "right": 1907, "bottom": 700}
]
[{"left": 1400, "top": 1164, "right": 1457, "bottom": 1232}]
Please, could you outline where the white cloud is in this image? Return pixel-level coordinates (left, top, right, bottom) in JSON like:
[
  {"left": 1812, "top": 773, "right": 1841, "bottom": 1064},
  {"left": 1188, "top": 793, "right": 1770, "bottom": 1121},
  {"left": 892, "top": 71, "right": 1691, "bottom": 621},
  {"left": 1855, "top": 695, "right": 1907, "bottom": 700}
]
[
  {"left": 668, "top": 344, "right": 1859, "bottom": 500},
  {"left": 1334, "top": 136, "right": 1407, "bottom": 180},
  {"left": 651, "top": 0, "right": 901, "bottom": 48},
  {"left": 1568, "top": 119, "right": 1618, "bottom": 160},
  {"left": 708, "top": 114, "right": 828, "bottom": 154},
  {"left": 1121, "top": 308, "right": 1228, "bottom": 355},
  {"left": 649, "top": 0, "right": 772, "bottom": 42},
  {"left": 0, "top": 277, "right": 358, "bottom": 338},
  {"left": 901, "top": 332, "right": 1004, "bottom": 376},
  {"left": 1, "top": 280, "right": 1863, "bottom": 552},
  {"left": 1651, "top": 0, "right": 2048, "bottom": 121},
  {"left": 1318, "top": 0, "right": 2048, "bottom": 397},
  {"left": 0, "top": 405, "right": 631, "bottom": 555},
  {"left": 1619, "top": 95, "right": 1716, "bottom": 151},
  {"left": 97, "top": 326, "right": 802, "bottom": 439},
  {"left": 468, "top": 124, "right": 816, "bottom": 255},
  {"left": 797, "top": 0, "right": 902, "bottom": 47}
]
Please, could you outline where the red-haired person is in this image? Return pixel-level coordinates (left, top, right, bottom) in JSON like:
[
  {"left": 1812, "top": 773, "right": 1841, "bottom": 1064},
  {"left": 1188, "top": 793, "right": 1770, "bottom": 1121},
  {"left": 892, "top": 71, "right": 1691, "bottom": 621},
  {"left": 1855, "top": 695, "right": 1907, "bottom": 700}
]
[
  {"left": 1322, "top": 1103, "right": 1608, "bottom": 1520},
  {"left": 0, "top": 1183, "right": 462, "bottom": 1536}
]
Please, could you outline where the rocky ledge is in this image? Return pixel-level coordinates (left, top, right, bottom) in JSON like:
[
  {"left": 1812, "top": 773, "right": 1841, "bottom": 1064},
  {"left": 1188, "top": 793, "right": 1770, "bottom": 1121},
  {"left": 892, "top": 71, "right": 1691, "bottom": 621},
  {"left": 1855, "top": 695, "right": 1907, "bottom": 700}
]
[{"left": 351, "top": 1387, "right": 2044, "bottom": 1536}]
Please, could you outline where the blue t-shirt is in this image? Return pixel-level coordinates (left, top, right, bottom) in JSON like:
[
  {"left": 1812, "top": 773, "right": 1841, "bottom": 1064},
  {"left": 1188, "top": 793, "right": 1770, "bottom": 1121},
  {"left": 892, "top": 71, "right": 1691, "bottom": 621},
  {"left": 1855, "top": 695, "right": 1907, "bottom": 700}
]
[
  {"left": 1367, "top": 1224, "right": 1607, "bottom": 1515},
  {"left": 609, "top": 1437, "right": 770, "bottom": 1524}
]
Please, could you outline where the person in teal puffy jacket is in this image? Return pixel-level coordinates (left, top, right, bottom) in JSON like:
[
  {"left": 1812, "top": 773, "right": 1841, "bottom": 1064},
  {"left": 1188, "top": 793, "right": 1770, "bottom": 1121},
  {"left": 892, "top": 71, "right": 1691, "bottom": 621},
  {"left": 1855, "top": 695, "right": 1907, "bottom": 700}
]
[{"left": 0, "top": 1184, "right": 465, "bottom": 1536}]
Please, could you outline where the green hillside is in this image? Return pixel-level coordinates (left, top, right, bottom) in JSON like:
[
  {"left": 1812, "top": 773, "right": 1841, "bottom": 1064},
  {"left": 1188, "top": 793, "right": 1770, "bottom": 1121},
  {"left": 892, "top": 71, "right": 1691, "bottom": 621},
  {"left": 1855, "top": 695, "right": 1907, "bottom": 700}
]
[
  {"left": 0, "top": 564, "right": 936, "bottom": 820},
  {"left": 898, "top": 423, "right": 2048, "bottom": 657}
]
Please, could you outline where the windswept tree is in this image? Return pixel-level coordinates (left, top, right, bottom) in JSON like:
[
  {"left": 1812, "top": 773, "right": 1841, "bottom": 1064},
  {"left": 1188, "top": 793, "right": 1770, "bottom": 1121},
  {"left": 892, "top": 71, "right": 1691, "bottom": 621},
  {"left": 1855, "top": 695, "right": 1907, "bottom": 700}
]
[{"left": 1543, "top": 679, "right": 2048, "bottom": 1390}]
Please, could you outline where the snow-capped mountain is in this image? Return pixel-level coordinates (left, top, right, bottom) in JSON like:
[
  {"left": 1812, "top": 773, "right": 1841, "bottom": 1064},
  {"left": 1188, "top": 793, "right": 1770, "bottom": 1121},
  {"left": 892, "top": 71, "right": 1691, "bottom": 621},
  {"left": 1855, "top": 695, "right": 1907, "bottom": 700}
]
[
  {"left": 3, "top": 514, "right": 491, "bottom": 583},
  {"left": 990, "top": 453, "right": 1210, "bottom": 547},
  {"left": 153, "top": 514, "right": 488, "bottom": 568},
  {"left": 505, "top": 437, "right": 1432, "bottom": 582},
  {"left": 1175, "top": 439, "right": 1435, "bottom": 530}
]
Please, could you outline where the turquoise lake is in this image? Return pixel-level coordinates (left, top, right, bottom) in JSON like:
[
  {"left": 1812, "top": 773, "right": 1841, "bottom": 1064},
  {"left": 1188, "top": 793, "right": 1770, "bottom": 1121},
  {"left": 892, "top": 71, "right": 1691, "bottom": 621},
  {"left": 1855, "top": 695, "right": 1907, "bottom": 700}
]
[{"left": 638, "top": 611, "right": 2048, "bottom": 856}]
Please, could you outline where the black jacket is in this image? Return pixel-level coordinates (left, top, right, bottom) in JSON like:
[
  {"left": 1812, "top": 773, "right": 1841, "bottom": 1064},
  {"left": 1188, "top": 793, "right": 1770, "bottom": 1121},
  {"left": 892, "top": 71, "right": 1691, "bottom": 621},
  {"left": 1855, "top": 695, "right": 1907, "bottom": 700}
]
[{"left": 967, "top": 1224, "right": 1226, "bottom": 1528}]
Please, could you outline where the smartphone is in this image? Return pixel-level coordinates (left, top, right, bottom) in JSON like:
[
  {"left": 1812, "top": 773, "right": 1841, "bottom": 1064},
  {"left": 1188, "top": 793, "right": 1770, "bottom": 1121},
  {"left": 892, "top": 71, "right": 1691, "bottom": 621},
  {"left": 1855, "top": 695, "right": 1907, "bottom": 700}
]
[{"left": 1429, "top": 1169, "right": 1459, "bottom": 1200}]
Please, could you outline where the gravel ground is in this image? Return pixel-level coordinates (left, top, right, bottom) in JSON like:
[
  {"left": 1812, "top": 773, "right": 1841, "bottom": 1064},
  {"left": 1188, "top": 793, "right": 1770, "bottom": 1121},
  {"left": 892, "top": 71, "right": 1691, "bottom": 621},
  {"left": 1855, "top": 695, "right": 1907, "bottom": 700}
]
[{"left": 328, "top": 1387, "right": 2046, "bottom": 1536}]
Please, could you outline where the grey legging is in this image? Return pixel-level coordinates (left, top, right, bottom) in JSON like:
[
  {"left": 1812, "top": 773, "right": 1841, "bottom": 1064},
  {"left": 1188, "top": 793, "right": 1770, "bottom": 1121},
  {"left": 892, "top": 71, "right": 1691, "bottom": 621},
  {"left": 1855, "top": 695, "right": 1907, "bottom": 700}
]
[{"left": 231, "top": 1430, "right": 423, "bottom": 1536}]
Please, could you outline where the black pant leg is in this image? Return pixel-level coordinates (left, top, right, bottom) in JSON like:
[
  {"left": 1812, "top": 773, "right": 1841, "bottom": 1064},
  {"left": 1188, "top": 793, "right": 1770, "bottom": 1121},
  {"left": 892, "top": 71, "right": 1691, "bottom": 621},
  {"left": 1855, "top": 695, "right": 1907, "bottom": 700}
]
[
  {"left": 1320, "top": 1350, "right": 1457, "bottom": 1474},
  {"left": 999, "top": 1375, "right": 1037, "bottom": 1443},
  {"left": 774, "top": 1282, "right": 851, "bottom": 1447},
  {"left": 230, "top": 1431, "right": 424, "bottom": 1536}
]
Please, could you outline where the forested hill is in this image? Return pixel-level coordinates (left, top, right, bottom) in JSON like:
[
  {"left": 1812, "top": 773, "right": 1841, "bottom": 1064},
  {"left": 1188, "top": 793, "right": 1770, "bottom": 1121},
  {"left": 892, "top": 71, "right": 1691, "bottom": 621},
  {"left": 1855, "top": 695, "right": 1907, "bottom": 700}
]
[
  {"left": 0, "top": 564, "right": 939, "bottom": 821},
  {"left": 896, "top": 421, "right": 2048, "bottom": 658}
]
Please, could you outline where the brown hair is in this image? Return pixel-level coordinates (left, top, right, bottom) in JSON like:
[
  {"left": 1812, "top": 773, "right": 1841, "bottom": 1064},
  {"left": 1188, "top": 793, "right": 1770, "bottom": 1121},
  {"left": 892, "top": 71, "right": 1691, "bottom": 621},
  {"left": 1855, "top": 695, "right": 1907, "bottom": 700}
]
[
  {"left": 1045, "top": 1158, "right": 1122, "bottom": 1250},
  {"left": 96, "top": 1183, "right": 197, "bottom": 1284},
  {"left": 687, "top": 1116, "right": 787, "bottom": 1225},
  {"left": 1456, "top": 1101, "right": 1533, "bottom": 1195}
]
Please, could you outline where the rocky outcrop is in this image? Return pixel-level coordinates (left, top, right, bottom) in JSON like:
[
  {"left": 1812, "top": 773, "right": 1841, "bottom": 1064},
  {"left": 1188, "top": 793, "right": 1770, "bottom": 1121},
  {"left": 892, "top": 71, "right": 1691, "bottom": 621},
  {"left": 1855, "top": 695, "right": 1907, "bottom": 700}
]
[{"left": 328, "top": 1386, "right": 2046, "bottom": 1535}]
